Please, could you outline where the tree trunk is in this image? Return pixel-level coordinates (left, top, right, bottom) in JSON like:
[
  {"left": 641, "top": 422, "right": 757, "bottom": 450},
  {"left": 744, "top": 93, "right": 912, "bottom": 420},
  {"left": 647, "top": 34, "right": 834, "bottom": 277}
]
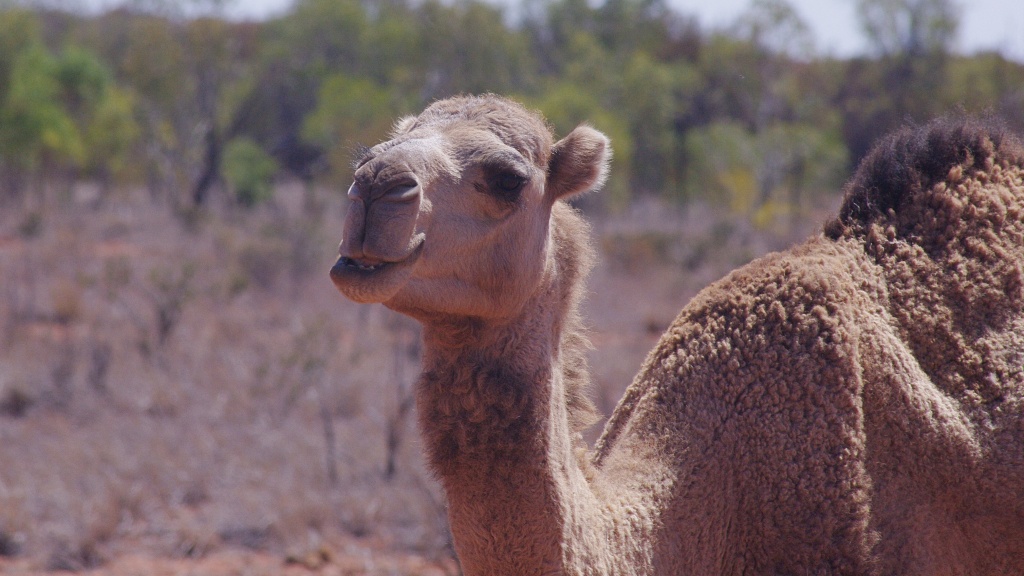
[{"left": 192, "top": 126, "right": 221, "bottom": 206}]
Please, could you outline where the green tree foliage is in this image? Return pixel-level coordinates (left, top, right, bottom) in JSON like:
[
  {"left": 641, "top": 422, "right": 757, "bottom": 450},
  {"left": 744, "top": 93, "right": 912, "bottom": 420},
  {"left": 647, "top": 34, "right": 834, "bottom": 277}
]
[
  {"left": 1, "top": 0, "right": 1021, "bottom": 217},
  {"left": 54, "top": 45, "right": 140, "bottom": 184},
  {"left": 245, "top": 0, "right": 379, "bottom": 180},
  {"left": 82, "top": 85, "right": 140, "bottom": 182},
  {"left": 417, "top": 0, "right": 535, "bottom": 98},
  {"left": 618, "top": 52, "right": 686, "bottom": 195},
  {"left": 0, "top": 44, "right": 81, "bottom": 168},
  {"left": 68, "top": 8, "right": 262, "bottom": 205},
  {"left": 0, "top": 11, "right": 132, "bottom": 198},
  {"left": 301, "top": 74, "right": 400, "bottom": 185},
  {"left": 683, "top": 119, "right": 846, "bottom": 224},
  {"left": 942, "top": 53, "right": 1024, "bottom": 129},
  {"left": 855, "top": 0, "right": 957, "bottom": 57},
  {"left": 223, "top": 137, "right": 278, "bottom": 207},
  {"left": 184, "top": 16, "right": 260, "bottom": 205},
  {"left": 76, "top": 10, "right": 192, "bottom": 198},
  {"left": 684, "top": 121, "right": 758, "bottom": 211},
  {"left": 736, "top": 0, "right": 815, "bottom": 59},
  {"left": 531, "top": 82, "right": 633, "bottom": 209},
  {"left": 839, "top": 0, "right": 962, "bottom": 162}
]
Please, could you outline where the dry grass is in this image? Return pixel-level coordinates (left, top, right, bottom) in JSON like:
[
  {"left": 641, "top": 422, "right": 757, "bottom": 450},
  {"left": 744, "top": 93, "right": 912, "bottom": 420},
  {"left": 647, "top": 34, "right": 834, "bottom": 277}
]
[{"left": 0, "top": 182, "right": 838, "bottom": 573}]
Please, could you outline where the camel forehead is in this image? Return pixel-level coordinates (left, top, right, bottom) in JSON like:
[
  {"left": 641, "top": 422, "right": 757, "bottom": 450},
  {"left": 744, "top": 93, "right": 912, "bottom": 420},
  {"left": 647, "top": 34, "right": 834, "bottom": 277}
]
[
  {"left": 407, "top": 96, "right": 554, "bottom": 167},
  {"left": 366, "top": 129, "right": 534, "bottom": 182},
  {"left": 443, "top": 127, "right": 539, "bottom": 173}
]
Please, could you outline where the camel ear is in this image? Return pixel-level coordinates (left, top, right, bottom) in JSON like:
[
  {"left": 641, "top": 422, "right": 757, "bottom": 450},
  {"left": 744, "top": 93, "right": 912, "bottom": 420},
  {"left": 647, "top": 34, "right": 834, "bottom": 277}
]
[{"left": 546, "top": 125, "right": 611, "bottom": 201}]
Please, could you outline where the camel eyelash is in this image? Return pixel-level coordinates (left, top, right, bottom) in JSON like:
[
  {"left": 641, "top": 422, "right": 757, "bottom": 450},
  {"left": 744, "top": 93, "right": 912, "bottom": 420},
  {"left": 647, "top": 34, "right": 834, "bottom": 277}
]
[{"left": 351, "top": 144, "right": 373, "bottom": 169}]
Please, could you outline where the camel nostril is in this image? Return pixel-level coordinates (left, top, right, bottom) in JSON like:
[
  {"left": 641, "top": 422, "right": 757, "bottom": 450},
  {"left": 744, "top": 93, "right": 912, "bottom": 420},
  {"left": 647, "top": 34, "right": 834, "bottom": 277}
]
[
  {"left": 347, "top": 183, "right": 367, "bottom": 201},
  {"left": 348, "top": 179, "right": 419, "bottom": 204},
  {"left": 382, "top": 182, "right": 420, "bottom": 203}
]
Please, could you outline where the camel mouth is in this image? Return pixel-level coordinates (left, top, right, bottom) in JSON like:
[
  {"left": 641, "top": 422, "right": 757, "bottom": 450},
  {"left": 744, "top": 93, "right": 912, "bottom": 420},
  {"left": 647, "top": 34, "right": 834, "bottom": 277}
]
[
  {"left": 329, "top": 238, "right": 425, "bottom": 303},
  {"left": 337, "top": 257, "right": 388, "bottom": 272}
]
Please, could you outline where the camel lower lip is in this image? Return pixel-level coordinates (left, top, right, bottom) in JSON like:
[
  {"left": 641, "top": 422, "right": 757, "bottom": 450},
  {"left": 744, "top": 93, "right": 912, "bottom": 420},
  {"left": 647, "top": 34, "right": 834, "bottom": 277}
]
[{"left": 329, "top": 239, "right": 424, "bottom": 303}]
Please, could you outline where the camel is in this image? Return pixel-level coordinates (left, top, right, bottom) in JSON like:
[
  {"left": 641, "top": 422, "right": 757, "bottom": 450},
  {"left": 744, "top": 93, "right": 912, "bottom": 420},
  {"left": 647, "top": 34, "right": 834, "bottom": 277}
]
[{"left": 329, "top": 94, "right": 1024, "bottom": 575}]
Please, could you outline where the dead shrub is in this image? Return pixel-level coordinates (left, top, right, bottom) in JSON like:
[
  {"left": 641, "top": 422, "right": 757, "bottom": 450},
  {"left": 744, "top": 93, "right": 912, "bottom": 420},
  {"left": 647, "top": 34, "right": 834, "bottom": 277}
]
[
  {"left": 600, "top": 231, "right": 676, "bottom": 272},
  {"left": 237, "top": 238, "right": 289, "bottom": 291},
  {"left": 17, "top": 211, "right": 43, "bottom": 239},
  {"left": 146, "top": 263, "right": 196, "bottom": 348},
  {"left": 50, "top": 280, "right": 82, "bottom": 325},
  {"left": 218, "top": 524, "right": 281, "bottom": 552},
  {"left": 101, "top": 256, "right": 132, "bottom": 297},
  {"left": 46, "top": 539, "right": 104, "bottom": 572},
  {"left": 0, "top": 524, "right": 23, "bottom": 558},
  {"left": 86, "top": 341, "right": 112, "bottom": 395},
  {"left": 0, "top": 386, "right": 33, "bottom": 417}
]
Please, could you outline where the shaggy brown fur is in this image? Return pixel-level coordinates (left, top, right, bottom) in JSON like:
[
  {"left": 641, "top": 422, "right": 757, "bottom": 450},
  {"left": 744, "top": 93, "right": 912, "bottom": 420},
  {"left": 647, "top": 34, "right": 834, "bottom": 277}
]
[
  {"left": 330, "top": 98, "right": 1024, "bottom": 575},
  {"left": 595, "top": 116, "right": 1024, "bottom": 573}
]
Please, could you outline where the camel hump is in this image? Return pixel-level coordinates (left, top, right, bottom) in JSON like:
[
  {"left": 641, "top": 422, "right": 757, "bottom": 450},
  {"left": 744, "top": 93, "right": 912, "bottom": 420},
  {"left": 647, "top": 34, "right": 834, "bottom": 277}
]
[{"left": 824, "top": 116, "right": 1024, "bottom": 240}]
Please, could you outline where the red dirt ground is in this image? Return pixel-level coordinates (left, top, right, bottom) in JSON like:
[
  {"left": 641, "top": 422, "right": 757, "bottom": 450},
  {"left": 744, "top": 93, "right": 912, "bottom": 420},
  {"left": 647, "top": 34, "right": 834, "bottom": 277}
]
[
  {"left": 0, "top": 551, "right": 455, "bottom": 576},
  {"left": 0, "top": 536, "right": 458, "bottom": 575}
]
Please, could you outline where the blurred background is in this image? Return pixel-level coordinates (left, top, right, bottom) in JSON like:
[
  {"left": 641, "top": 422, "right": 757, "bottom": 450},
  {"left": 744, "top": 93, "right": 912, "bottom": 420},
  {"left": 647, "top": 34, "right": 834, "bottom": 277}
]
[{"left": 0, "top": 0, "right": 1021, "bottom": 573}]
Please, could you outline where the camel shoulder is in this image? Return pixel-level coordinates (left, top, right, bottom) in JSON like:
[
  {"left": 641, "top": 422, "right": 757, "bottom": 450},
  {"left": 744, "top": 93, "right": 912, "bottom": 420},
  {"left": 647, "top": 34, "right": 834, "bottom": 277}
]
[{"left": 593, "top": 237, "right": 880, "bottom": 461}]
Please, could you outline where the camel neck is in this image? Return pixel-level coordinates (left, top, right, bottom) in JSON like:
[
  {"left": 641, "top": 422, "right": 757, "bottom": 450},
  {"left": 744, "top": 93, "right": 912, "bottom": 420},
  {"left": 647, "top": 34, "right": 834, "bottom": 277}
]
[{"left": 415, "top": 289, "right": 593, "bottom": 573}]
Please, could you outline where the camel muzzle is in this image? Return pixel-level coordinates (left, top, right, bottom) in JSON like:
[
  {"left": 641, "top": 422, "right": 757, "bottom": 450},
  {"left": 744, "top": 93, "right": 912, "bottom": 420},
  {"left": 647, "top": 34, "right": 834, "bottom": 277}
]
[{"left": 339, "top": 179, "right": 422, "bottom": 266}]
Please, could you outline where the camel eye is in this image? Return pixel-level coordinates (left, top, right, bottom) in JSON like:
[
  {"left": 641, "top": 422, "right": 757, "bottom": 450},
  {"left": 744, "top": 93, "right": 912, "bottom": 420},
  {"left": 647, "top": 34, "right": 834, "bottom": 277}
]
[
  {"left": 493, "top": 173, "right": 526, "bottom": 195},
  {"left": 479, "top": 160, "right": 529, "bottom": 204}
]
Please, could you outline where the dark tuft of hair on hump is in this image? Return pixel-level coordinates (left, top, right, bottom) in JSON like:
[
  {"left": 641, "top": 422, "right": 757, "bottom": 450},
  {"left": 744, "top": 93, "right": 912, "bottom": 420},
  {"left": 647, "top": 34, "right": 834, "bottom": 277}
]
[{"left": 824, "top": 115, "right": 1024, "bottom": 239}]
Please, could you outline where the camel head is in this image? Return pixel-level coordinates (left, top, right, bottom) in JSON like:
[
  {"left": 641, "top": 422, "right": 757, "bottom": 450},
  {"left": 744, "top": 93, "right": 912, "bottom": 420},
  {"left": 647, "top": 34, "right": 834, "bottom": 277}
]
[{"left": 330, "top": 95, "right": 610, "bottom": 320}]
